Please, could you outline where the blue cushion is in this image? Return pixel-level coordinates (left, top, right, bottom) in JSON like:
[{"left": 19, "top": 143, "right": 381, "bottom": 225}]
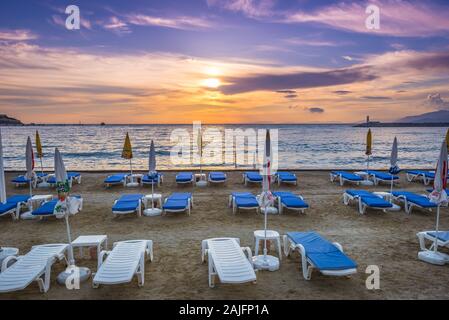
[
  {"left": 231, "top": 192, "right": 253, "bottom": 198},
  {"left": 6, "top": 195, "right": 31, "bottom": 204},
  {"left": 112, "top": 200, "right": 139, "bottom": 212},
  {"left": 163, "top": 199, "right": 188, "bottom": 210},
  {"left": 345, "top": 189, "right": 375, "bottom": 198},
  {"left": 104, "top": 174, "right": 127, "bottom": 183},
  {"left": 176, "top": 172, "right": 193, "bottom": 182},
  {"left": 118, "top": 194, "right": 143, "bottom": 202},
  {"left": 142, "top": 173, "right": 161, "bottom": 183},
  {"left": 32, "top": 200, "right": 58, "bottom": 216},
  {"left": 277, "top": 172, "right": 296, "bottom": 181},
  {"left": 427, "top": 231, "right": 449, "bottom": 242},
  {"left": 273, "top": 191, "right": 295, "bottom": 198},
  {"left": 235, "top": 196, "right": 259, "bottom": 208},
  {"left": 0, "top": 202, "right": 16, "bottom": 214},
  {"left": 169, "top": 193, "right": 191, "bottom": 200},
  {"left": 407, "top": 170, "right": 435, "bottom": 179},
  {"left": 332, "top": 171, "right": 363, "bottom": 181},
  {"left": 361, "top": 196, "right": 392, "bottom": 208},
  {"left": 281, "top": 196, "right": 309, "bottom": 208},
  {"left": 12, "top": 175, "right": 30, "bottom": 183},
  {"left": 287, "top": 232, "right": 357, "bottom": 271},
  {"left": 365, "top": 170, "right": 398, "bottom": 180},
  {"left": 245, "top": 172, "right": 262, "bottom": 182},
  {"left": 209, "top": 172, "right": 226, "bottom": 181}
]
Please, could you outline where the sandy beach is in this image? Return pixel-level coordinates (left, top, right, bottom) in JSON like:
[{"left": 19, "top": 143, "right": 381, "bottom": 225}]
[{"left": 0, "top": 170, "right": 448, "bottom": 300}]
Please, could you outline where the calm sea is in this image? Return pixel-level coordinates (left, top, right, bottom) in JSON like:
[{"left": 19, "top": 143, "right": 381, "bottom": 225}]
[{"left": 0, "top": 125, "right": 446, "bottom": 171}]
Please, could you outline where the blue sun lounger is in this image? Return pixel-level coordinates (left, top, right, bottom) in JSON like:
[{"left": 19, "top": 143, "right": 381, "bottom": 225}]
[
  {"left": 32, "top": 195, "right": 83, "bottom": 218},
  {"left": 243, "top": 172, "right": 263, "bottom": 185},
  {"left": 343, "top": 189, "right": 394, "bottom": 214},
  {"left": 330, "top": 171, "right": 363, "bottom": 186},
  {"left": 0, "top": 195, "right": 31, "bottom": 220},
  {"left": 47, "top": 172, "right": 82, "bottom": 187},
  {"left": 272, "top": 191, "right": 308, "bottom": 214},
  {"left": 12, "top": 173, "right": 48, "bottom": 188},
  {"left": 417, "top": 230, "right": 449, "bottom": 253},
  {"left": 390, "top": 191, "right": 437, "bottom": 214},
  {"left": 283, "top": 232, "right": 357, "bottom": 280},
  {"left": 363, "top": 170, "right": 399, "bottom": 185},
  {"left": 208, "top": 172, "right": 227, "bottom": 184},
  {"left": 274, "top": 172, "right": 297, "bottom": 186},
  {"left": 406, "top": 170, "right": 435, "bottom": 185},
  {"left": 112, "top": 194, "right": 143, "bottom": 217},
  {"left": 162, "top": 192, "right": 193, "bottom": 215},
  {"left": 141, "top": 173, "right": 163, "bottom": 187},
  {"left": 104, "top": 173, "right": 129, "bottom": 188},
  {"left": 229, "top": 192, "right": 259, "bottom": 214},
  {"left": 176, "top": 172, "right": 194, "bottom": 185}
]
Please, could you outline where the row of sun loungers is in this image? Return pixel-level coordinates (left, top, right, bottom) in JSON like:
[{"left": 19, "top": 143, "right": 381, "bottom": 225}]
[
  {"left": 12, "top": 172, "right": 82, "bottom": 188},
  {"left": 4, "top": 228, "right": 449, "bottom": 293},
  {"left": 1, "top": 233, "right": 357, "bottom": 293}
]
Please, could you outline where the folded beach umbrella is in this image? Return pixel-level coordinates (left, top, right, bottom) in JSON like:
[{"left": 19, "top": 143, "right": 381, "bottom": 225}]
[
  {"left": 446, "top": 128, "right": 449, "bottom": 151},
  {"left": 196, "top": 127, "right": 206, "bottom": 186},
  {"left": 144, "top": 140, "right": 162, "bottom": 216},
  {"left": 35, "top": 130, "right": 44, "bottom": 174},
  {"left": 419, "top": 140, "right": 448, "bottom": 265},
  {"left": 54, "top": 148, "right": 90, "bottom": 284},
  {"left": 388, "top": 137, "right": 400, "bottom": 195},
  {"left": 0, "top": 129, "right": 6, "bottom": 204},
  {"left": 361, "top": 129, "right": 374, "bottom": 185},
  {"left": 25, "top": 136, "right": 35, "bottom": 195},
  {"left": 122, "top": 132, "right": 137, "bottom": 187},
  {"left": 253, "top": 129, "right": 279, "bottom": 271}
]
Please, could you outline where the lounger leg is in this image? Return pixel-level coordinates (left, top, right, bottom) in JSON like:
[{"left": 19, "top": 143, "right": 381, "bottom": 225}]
[
  {"left": 137, "top": 252, "right": 145, "bottom": 287},
  {"left": 37, "top": 259, "right": 53, "bottom": 293},
  {"left": 297, "top": 245, "right": 312, "bottom": 280},
  {"left": 201, "top": 240, "right": 207, "bottom": 263},
  {"left": 146, "top": 240, "right": 154, "bottom": 262},
  {"left": 358, "top": 198, "right": 364, "bottom": 214},
  {"left": 416, "top": 232, "right": 428, "bottom": 251},
  {"left": 283, "top": 235, "right": 291, "bottom": 257},
  {"left": 208, "top": 252, "right": 216, "bottom": 288},
  {"left": 340, "top": 176, "right": 344, "bottom": 186}
]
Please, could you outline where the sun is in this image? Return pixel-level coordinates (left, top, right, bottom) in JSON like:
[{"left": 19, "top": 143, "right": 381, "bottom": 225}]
[{"left": 202, "top": 78, "right": 221, "bottom": 88}]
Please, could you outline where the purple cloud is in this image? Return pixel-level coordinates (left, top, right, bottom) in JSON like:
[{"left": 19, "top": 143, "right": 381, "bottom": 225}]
[{"left": 220, "top": 66, "right": 376, "bottom": 94}]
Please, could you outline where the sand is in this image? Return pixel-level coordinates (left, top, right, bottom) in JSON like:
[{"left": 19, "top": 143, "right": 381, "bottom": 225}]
[{"left": 0, "top": 170, "right": 448, "bottom": 300}]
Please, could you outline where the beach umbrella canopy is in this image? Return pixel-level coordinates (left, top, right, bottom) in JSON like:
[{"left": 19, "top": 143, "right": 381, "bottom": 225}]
[
  {"left": 149, "top": 140, "right": 156, "bottom": 174},
  {"left": 25, "top": 137, "right": 34, "bottom": 179},
  {"left": 36, "top": 131, "right": 43, "bottom": 159},
  {"left": 365, "top": 129, "right": 372, "bottom": 156},
  {"left": 54, "top": 148, "right": 68, "bottom": 183},
  {"left": 0, "top": 129, "right": 6, "bottom": 204},
  {"left": 122, "top": 132, "right": 133, "bottom": 160}
]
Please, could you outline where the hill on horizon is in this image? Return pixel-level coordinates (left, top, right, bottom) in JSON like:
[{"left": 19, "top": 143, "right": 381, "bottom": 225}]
[{"left": 398, "top": 110, "right": 449, "bottom": 123}]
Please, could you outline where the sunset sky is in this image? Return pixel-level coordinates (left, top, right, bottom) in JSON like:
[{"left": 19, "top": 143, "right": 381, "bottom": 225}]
[{"left": 1, "top": 0, "right": 449, "bottom": 124}]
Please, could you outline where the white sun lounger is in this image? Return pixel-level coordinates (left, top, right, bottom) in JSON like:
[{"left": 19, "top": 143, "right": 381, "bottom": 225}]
[
  {"left": 93, "top": 240, "right": 153, "bottom": 288},
  {"left": 0, "top": 243, "right": 68, "bottom": 293},
  {"left": 201, "top": 238, "right": 256, "bottom": 288},
  {"left": 417, "top": 231, "right": 449, "bottom": 251}
]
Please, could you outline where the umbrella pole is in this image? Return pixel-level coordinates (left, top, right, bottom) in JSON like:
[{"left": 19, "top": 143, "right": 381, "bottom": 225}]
[
  {"left": 129, "top": 159, "right": 133, "bottom": 183},
  {"left": 29, "top": 179, "right": 33, "bottom": 197},
  {"left": 40, "top": 157, "right": 44, "bottom": 175},
  {"left": 151, "top": 179, "right": 155, "bottom": 210},
  {"left": 434, "top": 204, "right": 440, "bottom": 252},
  {"left": 65, "top": 214, "right": 75, "bottom": 265},
  {"left": 390, "top": 178, "right": 394, "bottom": 202},
  {"left": 263, "top": 204, "right": 268, "bottom": 262}
]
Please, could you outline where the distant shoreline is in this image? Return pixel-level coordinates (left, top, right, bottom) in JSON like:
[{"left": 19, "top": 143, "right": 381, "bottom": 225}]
[{"left": 354, "top": 122, "right": 449, "bottom": 127}]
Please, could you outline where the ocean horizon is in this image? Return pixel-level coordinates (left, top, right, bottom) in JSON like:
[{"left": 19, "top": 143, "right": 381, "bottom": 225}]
[{"left": 1, "top": 124, "right": 446, "bottom": 171}]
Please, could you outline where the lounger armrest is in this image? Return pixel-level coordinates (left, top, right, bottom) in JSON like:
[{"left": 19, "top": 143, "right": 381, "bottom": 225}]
[
  {"left": 332, "top": 242, "right": 344, "bottom": 252},
  {"left": 98, "top": 250, "right": 110, "bottom": 269},
  {"left": 1, "top": 255, "right": 20, "bottom": 272},
  {"left": 241, "top": 247, "right": 253, "bottom": 265}
]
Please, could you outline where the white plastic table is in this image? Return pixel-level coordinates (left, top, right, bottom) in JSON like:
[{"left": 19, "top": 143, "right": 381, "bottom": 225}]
[
  {"left": 195, "top": 173, "right": 206, "bottom": 181},
  {"left": 253, "top": 230, "right": 282, "bottom": 260},
  {"left": 0, "top": 247, "right": 19, "bottom": 268},
  {"left": 72, "top": 235, "right": 108, "bottom": 262},
  {"left": 143, "top": 194, "right": 162, "bottom": 208}
]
